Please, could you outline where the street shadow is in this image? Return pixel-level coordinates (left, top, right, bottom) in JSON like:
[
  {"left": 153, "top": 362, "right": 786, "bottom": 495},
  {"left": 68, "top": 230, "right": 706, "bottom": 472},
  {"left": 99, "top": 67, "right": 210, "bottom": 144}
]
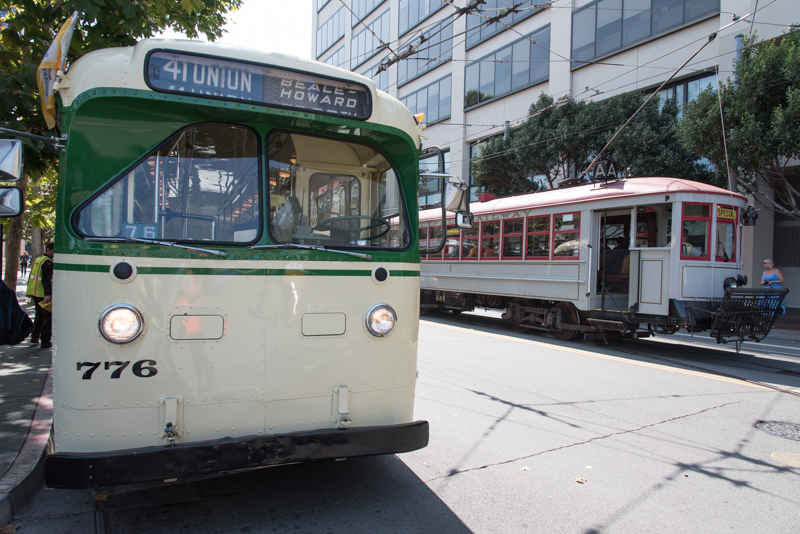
[
  {"left": 421, "top": 311, "right": 800, "bottom": 392},
  {"left": 93, "top": 455, "right": 471, "bottom": 534}
]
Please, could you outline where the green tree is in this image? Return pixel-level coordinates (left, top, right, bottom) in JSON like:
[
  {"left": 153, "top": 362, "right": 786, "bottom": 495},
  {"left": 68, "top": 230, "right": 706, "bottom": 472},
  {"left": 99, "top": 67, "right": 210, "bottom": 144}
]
[
  {"left": 0, "top": 0, "right": 241, "bottom": 288},
  {"left": 678, "top": 31, "right": 800, "bottom": 217},
  {"left": 472, "top": 91, "right": 712, "bottom": 197}
]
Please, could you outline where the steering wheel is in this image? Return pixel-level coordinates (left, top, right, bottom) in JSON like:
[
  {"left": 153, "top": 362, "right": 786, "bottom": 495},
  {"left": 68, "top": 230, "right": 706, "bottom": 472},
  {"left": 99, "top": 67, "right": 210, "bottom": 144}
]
[{"left": 313, "top": 215, "right": 391, "bottom": 242}]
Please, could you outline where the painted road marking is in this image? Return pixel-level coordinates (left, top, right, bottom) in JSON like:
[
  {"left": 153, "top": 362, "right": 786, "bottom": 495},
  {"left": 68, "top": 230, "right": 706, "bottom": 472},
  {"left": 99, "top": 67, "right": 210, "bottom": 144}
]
[{"left": 771, "top": 452, "right": 800, "bottom": 467}]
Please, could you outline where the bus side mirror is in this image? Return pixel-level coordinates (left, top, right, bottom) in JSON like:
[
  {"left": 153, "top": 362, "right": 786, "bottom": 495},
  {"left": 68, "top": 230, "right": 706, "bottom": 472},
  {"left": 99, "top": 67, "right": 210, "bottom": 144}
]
[
  {"left": 444, "top": 178, "right": 469, "bottom": 213},
  {"left": 0, "top": 139, "right": 23, "bottom": 182},
  {"left": 456, "top": 211, "right": 473, "bottom": 230},
  {"left": 0, "top": 187, "right": 23, "bottom": 218}
]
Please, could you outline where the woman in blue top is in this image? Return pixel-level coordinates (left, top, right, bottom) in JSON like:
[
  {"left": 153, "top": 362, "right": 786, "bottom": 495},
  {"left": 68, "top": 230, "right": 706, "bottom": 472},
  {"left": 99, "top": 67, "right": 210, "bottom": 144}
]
[{"left": 761, "top": 259, "right": 786, "bottom": 314}]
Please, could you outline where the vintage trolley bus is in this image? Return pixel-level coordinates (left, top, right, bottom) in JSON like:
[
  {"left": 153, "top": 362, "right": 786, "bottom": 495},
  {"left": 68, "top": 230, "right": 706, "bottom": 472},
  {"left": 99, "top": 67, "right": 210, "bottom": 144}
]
[
  {"left": 0, "top": 39, "right": 471, "bottom": 488},
  {"left": 420, "top": 177, "right": 787, "bottom": 344}
]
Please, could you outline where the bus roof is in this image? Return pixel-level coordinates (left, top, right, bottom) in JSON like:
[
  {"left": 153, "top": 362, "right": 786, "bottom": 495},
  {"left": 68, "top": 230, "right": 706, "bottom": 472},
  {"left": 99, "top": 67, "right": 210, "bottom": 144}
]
[
  {"left": 57, "top": 38, "right": 421, "bottom": 148},
  {"left": 420, "top": 177, "right": 748, "bottom": 222}
]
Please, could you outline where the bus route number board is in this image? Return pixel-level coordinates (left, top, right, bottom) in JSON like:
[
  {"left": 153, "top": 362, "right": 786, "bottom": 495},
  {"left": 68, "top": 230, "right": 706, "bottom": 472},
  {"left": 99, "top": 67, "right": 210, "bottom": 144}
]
[{"left": 123, "top": 224, "right": 158, "bottom": 239}]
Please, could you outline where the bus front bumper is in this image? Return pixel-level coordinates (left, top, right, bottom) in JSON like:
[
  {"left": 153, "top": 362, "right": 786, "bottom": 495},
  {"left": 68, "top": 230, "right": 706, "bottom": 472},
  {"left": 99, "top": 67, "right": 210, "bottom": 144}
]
[{"left": 45, "top": 421, "right": 429, "bottom": 489}]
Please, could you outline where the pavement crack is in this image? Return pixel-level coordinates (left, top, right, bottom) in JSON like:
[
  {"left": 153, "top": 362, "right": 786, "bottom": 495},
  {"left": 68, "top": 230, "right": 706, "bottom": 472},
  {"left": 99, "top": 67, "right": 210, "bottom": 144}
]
[{"left": 425, "top": 401, "right": 740, "bottom": 482}]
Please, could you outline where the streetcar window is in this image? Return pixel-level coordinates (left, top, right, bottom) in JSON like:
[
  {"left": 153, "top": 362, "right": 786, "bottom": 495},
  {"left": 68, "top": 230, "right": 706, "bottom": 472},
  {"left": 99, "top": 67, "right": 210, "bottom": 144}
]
[
  {"left": 481, "top": 221, "right": 500, "bottom": 260},
  {"left": 420, "top": 226, "right": 428, "bottom": 259},
  {"left": 553, "top": 212, "right": 580, "bottom": 259},
  {"left": 635, "top": 204, "right": 670, "bottom": 247},
  {"left": 267, "top": 132, "right": 410, "bottom": 249},
  {"left": 715, "top": 205, "right": 737, "bottom": 262},
  {"left": 76, "top": 124, "right": 260, "bottom": 243},
  {"left": 502, "top": 218, "right": 523, "bottom": 259},
  {"left": 445, "top": 225, "right": 460, "bottom": 259},
  {"left": 429, "top": 226, "right": 443, "bottom": 260},
  {"left": 462, "top": 223, "right": 479, "bottom": 259},
  {"left": 526, "top": 216, "right": 550, "bottom": 259},
  {"left": 681, "top": 203, "right": 710, "bottom": 260}
]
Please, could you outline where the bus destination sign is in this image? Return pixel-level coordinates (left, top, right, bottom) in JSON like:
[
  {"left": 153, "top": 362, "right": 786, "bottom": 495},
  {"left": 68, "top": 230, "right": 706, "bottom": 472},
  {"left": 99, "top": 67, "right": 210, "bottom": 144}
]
[{"left": 146, "top": 51, "right": 372, "bottom": 119}]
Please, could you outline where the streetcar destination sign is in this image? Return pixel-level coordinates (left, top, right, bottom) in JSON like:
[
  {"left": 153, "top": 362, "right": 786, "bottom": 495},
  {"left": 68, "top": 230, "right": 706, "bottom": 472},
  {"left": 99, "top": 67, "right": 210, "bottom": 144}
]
[
  {"left": 717, "top": 206, "right": 736, "bottom": 220},
  {"left": 145, "top": 50, "right": 372, "bottom": 119}
]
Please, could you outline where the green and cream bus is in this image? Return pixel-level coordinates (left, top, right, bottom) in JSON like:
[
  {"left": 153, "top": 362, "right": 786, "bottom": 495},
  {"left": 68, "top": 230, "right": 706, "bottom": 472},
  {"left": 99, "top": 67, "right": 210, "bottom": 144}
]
[{"left": 0, "top": 39, "right": 470, "bottom": 488}]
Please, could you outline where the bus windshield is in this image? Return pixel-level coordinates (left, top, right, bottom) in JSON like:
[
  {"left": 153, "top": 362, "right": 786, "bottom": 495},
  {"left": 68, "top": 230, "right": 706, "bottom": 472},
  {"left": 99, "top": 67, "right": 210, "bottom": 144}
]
[
  {"left": 267, "top": 132, "right": 410, "bottom": 249},
  {"left": 76, "top": 123, "right": 260, "bottom": 244}
]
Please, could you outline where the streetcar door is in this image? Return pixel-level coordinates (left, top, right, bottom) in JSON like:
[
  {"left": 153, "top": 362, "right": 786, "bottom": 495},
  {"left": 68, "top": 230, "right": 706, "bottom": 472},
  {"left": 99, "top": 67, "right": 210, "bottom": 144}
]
[{"left": 633, "top": 204, "right": 671, "bottom": 316}]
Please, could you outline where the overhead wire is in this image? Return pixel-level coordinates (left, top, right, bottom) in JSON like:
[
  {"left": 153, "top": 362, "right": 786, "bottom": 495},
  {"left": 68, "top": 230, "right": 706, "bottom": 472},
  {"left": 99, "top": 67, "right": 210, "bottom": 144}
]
[{"left": 325, "top": 0, "right": 786, "bottom": 167}]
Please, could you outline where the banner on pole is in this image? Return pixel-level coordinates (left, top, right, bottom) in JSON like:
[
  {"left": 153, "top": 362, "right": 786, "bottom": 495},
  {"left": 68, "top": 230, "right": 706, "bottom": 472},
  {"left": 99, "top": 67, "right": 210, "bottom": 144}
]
[{"left": 37, "top": 12, "right": 78, "bottom": 130}]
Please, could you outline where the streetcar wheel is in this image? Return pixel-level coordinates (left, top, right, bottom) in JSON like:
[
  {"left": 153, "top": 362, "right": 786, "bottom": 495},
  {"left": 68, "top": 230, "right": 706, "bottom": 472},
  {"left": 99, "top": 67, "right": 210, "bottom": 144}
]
[
  {"left": 552, "top": 302, "right": 579, "bottom": 341},
  {"left": 511, "top": 322, "right": 528, "bottom": 333}
]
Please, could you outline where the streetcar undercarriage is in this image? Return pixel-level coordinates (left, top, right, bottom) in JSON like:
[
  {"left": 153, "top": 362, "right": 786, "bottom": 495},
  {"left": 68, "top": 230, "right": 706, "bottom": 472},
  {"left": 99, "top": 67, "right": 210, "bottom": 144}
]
[{"left": 420, "top": 288, "right": 788, "bottom": 346}]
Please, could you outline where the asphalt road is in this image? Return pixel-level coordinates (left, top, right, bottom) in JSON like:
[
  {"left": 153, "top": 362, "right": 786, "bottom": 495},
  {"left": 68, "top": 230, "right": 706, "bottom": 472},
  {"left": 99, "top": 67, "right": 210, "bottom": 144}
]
[{"left": 10, "top": 312, "right": 800, "bottom": 533}]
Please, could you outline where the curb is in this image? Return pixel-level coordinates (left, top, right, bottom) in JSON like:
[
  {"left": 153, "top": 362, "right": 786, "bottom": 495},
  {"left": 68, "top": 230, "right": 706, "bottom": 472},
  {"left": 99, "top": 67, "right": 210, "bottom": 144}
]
[{"left": 0, "top": 369, "right": 53, "bottom": 525}]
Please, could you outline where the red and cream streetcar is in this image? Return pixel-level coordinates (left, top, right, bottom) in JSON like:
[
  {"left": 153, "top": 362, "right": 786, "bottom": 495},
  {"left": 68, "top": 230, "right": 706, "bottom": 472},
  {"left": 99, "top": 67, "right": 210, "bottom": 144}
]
[{"left": 419, "top": 176, "right": 787, "bottom": 346}]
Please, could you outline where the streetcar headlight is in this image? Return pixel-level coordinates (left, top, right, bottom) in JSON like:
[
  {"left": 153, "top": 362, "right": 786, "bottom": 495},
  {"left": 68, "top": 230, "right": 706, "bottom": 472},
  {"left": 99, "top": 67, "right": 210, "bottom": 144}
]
[
  {"left": 366, "top": 304, "right": 397, "bottom": 337},
  {"left": 723, "top": 277, "right": 738, "bottom": 290},
  {"left": 99, "top": 305, "right": 144, "bottom": 344}
]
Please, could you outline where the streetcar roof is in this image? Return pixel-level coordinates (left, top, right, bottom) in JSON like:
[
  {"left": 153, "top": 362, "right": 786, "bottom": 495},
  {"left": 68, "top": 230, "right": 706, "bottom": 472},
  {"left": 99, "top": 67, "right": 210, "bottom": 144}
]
[
  {"left": 58, "top": 38, "right": 421, "bottom": 148},
  {"left": 420, "top": 177, "right": 747, "bottom": 222}
]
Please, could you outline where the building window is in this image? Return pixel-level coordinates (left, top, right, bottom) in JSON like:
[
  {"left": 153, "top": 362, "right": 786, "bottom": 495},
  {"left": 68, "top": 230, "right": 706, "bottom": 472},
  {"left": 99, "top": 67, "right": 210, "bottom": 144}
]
[
  {"left": 401, "top": 75, "right": 451, "bottom": 125},
  {"left": 656, "top": 73, "right": 716, "bottom": 117},
  {"left": 465, "top": 25, "right": 550, "bottom": 109},
  {"left": 715, "top": 205, "right": 737, "bottom": 262},
  {"left": 352, "top": 0, "right": 387, "bottom": 27},
  {"left": 317, "top": 0, "right": 331, "bottom": 12},
  {"left": 681, "top": 203, "right": 710, "bottom": 260},
  {"left": 399, "top": 0, "right": 447, "bottom": 36},
  {"left": 465, "top": 0, "right": 546, "bottom": 49},
  {"left": 323, "top": 46, "right": 345, "bottom": 68},
  {"left": 469, "top": 137, "right": 500, "bottom": 201},
  {"left": 397, "top": 19, "right": 453, "bottom": 86},
  {"left": 553, "top": 212, "right": 580, "bottom": 259},
  {"left": 362, "top": 63, "right": 389, "bottom": 92},
  {"left": 571, "top": 0, "right": 720, "bottom": 65},
  {"left": 419, "top": 150, "right": 450, "bottom": 209},
  {"left": 351, "top": 9, "right": 391, "bottom": 69},
  {"left": 317, "top": 7, "right": 345, "bottom": 58}
]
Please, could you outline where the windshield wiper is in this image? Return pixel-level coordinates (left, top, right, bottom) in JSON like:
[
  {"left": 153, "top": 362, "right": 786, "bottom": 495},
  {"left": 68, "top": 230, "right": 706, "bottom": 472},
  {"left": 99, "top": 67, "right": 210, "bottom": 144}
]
[
  {"left": 249, "top": 243, "right": 372, "bottom": 260},
  {"left": 85, "top": 237, "right": 228, "bottom": 257}
]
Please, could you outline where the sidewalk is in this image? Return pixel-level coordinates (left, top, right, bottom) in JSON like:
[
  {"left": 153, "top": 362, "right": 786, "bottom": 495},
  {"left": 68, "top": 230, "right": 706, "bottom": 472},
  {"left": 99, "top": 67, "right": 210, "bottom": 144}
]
[{"left": 0, "top": 275, "right": 52, "bottom": 526}]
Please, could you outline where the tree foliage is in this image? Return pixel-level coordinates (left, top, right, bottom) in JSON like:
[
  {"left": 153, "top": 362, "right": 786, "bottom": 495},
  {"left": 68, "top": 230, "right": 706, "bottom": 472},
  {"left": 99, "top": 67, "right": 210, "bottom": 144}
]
[
  {"left": 0, "top": 0, "right": 240, "bottom": 286},
  {"left": 678, "top": 31, "right": 800, "bottom": 218},
  {"left": 472, "top": 91, "right": 713, "bottom": 197}
]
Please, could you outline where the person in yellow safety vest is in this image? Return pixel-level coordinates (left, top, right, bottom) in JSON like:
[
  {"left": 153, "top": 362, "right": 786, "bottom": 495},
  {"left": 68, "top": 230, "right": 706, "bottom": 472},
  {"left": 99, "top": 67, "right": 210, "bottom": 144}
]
[{"left": 26, "top": 242, "right": 54, "bottom": 349}]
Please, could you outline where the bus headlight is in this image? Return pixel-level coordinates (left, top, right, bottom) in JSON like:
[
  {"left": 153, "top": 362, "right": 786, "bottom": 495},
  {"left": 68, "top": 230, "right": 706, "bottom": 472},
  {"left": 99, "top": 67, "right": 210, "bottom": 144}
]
[
  {"left": 99, "top": 304, "right": 144, "bottom": 344},
  {"left": 366, "top": 304, "right": 397, "bottom": 337}
]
